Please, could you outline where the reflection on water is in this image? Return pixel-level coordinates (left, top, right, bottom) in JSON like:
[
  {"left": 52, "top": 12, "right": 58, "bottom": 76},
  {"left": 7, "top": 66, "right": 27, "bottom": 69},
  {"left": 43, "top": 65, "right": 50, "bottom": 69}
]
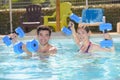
[{"left": 0, "top": 38, "right": 120, "bottom": 80}]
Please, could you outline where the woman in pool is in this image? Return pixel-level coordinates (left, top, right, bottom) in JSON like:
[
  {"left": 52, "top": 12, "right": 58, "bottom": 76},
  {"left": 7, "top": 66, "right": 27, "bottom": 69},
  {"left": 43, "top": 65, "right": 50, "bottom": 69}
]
[
  {"left": 10, "top": 25, "right": 57, "bottom": 59},
  {"left": 70, "top": 22, "right": 114, "bottom": 53}
]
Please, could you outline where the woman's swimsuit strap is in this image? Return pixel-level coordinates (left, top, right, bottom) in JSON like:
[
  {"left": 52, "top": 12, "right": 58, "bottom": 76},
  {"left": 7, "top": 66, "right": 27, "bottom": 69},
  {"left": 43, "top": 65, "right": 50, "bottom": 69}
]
[{"left": 85, "top": 42, "right": 91, "bottom": 53}]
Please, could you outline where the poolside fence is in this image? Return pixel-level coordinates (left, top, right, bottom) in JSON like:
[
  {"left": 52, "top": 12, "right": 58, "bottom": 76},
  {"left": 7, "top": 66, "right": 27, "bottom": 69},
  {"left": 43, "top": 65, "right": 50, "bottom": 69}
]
[{"left": 0, "top": 0, "right": 120, "bottom": 34}]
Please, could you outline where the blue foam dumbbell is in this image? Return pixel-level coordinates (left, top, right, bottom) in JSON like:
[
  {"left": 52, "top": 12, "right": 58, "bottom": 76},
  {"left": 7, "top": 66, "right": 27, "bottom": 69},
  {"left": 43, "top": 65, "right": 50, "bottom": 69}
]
[
  {"left": 99, "top": 23, "right": 113, "bottom": 48},
  {"left": 15, "top": 27, "right": 25, "bottom": 38},
  {"left": 61, "top": 26, "right": 72, "bottom": 36},
  {"left": 61, "top": 13, "right": 80, "bottom": 36},
  {"left": 14, "top": 42, "right": 24, "bottom": 54},
  {"left": 13, "top": 39, "right": 39, "bottom": 54},
  {"left": 26, "top": 39, "right": 39, "bottom": 52},
  {"left": 99, "top": 23, "right": 112, "bottom": 33},
  {"left": 69, "top": 13, "right": 81, "bottom": 23},
  {"left": 2, "top": 27, "right": 25, "bottom": 46},
  {"left": 100, "top": 40, "right": 113, "bottom": 48},
  {"left": 2, "top": 36, "right": 12, "bottom": 46}
]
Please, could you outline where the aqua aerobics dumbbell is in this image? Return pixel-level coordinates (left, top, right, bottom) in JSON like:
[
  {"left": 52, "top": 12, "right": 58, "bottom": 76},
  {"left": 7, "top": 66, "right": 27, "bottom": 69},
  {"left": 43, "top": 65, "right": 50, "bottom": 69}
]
[
  {"left": 69, "top": 13, "right": 81, "bottom": 23},
  {"left": 61, "top": 22, "right": 72, "bottom": 36},
  {"left": 99, "top": 23, "right": 113, "bottom": 48},
  {"left": 2, "top": 27, "right": 25, "bottom": 46},
  {"left": 61, "top": 27, "right": 72, "bottom": 36},
  {"left": 62, "top": 13, "right": 80, "bottom": 36},
  {"left": 13, "top": 39, "right": 39, "bottom": 54}
]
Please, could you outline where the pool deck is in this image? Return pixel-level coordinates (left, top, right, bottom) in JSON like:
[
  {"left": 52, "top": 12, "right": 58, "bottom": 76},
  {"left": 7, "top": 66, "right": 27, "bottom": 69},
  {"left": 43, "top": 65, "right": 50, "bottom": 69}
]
[
  {"left": 0, "top": 29, "right": 120, "bottom": 39},
  {"left": 25, "top": 29, "right": 120, "bottom": 38}
]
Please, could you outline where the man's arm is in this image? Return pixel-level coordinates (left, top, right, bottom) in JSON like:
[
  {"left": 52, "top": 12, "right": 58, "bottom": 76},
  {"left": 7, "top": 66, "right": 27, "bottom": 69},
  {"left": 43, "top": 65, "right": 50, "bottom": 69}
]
[
  {"left": 10, "top": 33, "right": 33, "bottom": 57},
  {"left": 22, "top": 44, "right": 32, "bottom": 57}
]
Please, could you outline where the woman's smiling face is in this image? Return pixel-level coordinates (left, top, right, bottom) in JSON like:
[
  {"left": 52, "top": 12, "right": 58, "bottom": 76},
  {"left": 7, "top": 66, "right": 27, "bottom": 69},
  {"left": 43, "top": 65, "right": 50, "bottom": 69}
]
[{"left": 77, "top": 28, "right": 89, "bottom": 41}]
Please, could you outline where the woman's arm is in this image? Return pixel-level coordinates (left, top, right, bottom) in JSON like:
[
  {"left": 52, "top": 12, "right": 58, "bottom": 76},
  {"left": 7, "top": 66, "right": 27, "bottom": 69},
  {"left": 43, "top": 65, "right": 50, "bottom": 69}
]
[
  {"left": 70, "top": 22, "right": 80, "bottom": 45},
  {"left": 92, "top": 44, "right": 114, "bottom": 53}
]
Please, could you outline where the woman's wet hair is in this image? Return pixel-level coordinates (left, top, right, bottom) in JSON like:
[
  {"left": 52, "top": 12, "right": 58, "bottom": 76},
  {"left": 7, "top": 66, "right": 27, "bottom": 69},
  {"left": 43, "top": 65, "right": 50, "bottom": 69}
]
[
  {"left": 78, "top": 26, "right": 90, "bottom": 33},
  {"left": 84, "top": 26, "right": 90, "bottom": 33},
  {"left": 37, "top": 25, "right": 52, "bottom": 36}
]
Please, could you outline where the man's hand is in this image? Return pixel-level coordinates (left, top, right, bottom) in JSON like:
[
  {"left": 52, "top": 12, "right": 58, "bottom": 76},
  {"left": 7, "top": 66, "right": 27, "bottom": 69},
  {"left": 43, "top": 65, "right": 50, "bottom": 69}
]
[{"left": 9, "top": 33, "right": 18, "bottom": 43}]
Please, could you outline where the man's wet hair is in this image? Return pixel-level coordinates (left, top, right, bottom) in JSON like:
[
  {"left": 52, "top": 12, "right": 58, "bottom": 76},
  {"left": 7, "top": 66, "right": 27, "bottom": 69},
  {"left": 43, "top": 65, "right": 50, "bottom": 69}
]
[{"left": 37, "top": 25, "right": 52, "bottom": 36}]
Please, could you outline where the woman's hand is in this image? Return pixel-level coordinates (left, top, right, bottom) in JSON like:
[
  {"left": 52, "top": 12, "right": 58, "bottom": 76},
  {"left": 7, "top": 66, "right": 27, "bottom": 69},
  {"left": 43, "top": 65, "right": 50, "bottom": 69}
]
[
  {"left": 103, "top": 33, "right": 112, "bottom": 40},
  {"left": 78, "top": 23, "right": 88, "bottom": 28},
  {"left": 68, "top": 21, "right": 74, "bottom": 29}
]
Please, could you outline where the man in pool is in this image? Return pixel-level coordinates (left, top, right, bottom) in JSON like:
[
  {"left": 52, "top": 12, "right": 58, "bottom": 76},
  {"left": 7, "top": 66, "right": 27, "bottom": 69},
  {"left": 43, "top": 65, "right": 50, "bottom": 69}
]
[
  {"left": 10, "top": 25, "right": 57, "bottom": 59},
  {"left": 70, "top": 22, "right": 114, "bottom": 53}
]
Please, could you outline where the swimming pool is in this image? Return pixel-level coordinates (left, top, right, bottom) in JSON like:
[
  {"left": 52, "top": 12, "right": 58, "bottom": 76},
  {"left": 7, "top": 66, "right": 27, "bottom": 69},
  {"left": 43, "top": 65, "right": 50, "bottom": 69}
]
[{"left": 0, "top": 35, "right": 120, "bottom": 80}]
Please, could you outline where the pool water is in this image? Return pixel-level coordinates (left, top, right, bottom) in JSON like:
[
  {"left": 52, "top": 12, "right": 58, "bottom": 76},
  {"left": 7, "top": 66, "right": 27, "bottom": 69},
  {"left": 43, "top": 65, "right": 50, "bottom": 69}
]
[{"left": 0, "top": 36, "right": 120, "bottom": 80}]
